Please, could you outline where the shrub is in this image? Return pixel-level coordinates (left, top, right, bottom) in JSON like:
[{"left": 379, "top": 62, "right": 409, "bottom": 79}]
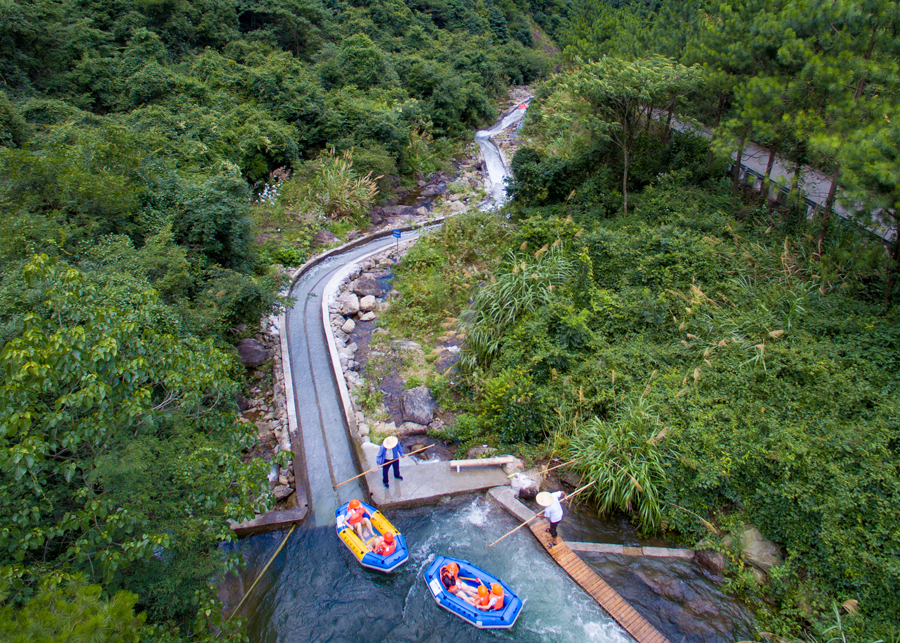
[
  {"left": 571, "top": 396, "right": 668, "bottom": 531},
  {"left": 282, "top": 148, "right": 380, "bottom": 221}
]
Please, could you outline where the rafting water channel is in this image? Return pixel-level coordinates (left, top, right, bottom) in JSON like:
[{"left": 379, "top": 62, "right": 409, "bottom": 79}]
[{"left": 226, "top": 105, "right": 756, "bottom": 643}]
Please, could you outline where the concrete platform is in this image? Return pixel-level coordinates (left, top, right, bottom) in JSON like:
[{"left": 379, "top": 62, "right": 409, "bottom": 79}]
[
  {"left": 229, "top": 506, "right": 308, "bottom": 538},
  {"left": 568, "top": 542, "right": 694, "bottom": 560},
  {"left": 362, "top": 443, "right": 511, "bottom": 509}
]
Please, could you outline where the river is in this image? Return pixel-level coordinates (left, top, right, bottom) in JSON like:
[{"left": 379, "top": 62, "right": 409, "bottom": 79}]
[{"left": 227, "top": 103, "right": 756, "bottom": 643}]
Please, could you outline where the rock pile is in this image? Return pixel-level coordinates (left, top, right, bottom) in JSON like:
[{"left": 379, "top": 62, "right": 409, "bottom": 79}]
[
  {"left": 236, "top": 316, "right": 296, "bottom": 504},
  {"left": 327, "top": 251, "right": 449, "bottom": 446}
]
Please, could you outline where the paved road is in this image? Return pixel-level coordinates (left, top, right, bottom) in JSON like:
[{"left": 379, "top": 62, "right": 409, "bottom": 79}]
[{"left": 668, "top": 116, "right": 893, "bottom": 242}]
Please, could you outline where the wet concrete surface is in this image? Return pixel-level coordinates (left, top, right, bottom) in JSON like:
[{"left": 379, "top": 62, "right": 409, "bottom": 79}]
[{"left": 360, "top": 445, "right": 511, "bottom": 509}]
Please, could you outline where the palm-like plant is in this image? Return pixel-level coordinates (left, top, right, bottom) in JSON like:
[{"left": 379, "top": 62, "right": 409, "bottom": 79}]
[
  {"left": 291, "top": 148, "right": 380, "bottom": 220},
  {"left": 458, "top": 248, "right": 573, "bottom": 370},
  {"left": 571, "top": 396, "right": 668, "bottom": 531}
]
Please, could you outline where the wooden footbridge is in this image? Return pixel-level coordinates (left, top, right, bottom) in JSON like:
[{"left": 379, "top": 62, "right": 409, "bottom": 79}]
[
  {"left": 530, "top": 517, "right": 671, "bottom": 643},
  {"left": 489, "top": 487, "right": 670, "bottom": 643}
]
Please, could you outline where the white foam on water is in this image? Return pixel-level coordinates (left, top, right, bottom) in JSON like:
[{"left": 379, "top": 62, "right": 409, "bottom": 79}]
[
  {"left": 581, "top": 618, "right": 635, "bottom": 643},
  {"left": 460, "top": 497, "right": 491, "bottom": 527}
]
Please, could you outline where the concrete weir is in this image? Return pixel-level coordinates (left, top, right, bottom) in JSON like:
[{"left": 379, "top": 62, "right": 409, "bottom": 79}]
[
  {"left": 488, "top": 487, "right": 674, "bottom": 643},
  {"left": 362, "top": 452, "right": 511, "bottom": 509}
]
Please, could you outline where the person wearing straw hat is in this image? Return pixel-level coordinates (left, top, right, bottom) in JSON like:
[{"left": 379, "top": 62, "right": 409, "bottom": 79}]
[
  {"left": 536, "top": 490, "right": 565, "bottom": 546},
  {"left": 377, "top": 435, "right": 404, "bottom": 489}
]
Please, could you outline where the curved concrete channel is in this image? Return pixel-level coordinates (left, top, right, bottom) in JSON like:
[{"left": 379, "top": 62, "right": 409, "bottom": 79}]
[{"left": 284, "top": 103, "right": 530, "bottom": 526}]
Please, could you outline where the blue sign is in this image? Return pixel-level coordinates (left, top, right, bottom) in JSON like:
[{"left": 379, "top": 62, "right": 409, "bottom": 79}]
[{"left": 392, "top": 230, "right": 401, "bottom": 239}]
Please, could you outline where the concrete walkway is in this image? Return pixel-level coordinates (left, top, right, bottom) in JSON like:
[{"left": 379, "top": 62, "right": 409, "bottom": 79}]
[
  {"left": 567, "top": 542, "right": 693, "bottom": 560},
  {"left": 361, "top": 447, "right": 511, "bottom": 509}
]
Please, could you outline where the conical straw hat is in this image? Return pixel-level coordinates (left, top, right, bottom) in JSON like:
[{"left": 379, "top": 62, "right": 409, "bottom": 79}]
[
  {"left": 535, "top": 491, "right": 553, "bottom": 507},
  {"left": 383, "top": 435, "right": 398, "bottom": 449}
]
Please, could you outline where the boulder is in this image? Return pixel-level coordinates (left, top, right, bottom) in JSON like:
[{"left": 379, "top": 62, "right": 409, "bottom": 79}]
[
  {"left": 557, "top": 469, "right": 581, "bottom": 488},
  {"left": 448, "top": 200, "right": 466, "bottom": 212},
  {"left": 421, "top": 183, "right": 446, "bottom": 197},
  {"left": 359, "top": 295, "right": 377, "bottom": 312},
  {"left": 466, "top": 445, "right": 497, "bottom": 459},
  {"left": 339, "top": 293, "right": 360, "bottom": 316},
  {"left": 237, "top": 339, "right": 268, "bottom": 367},
  {"left": 416, "top": 206, "right": 428, "bottom": 216},
  {"left": 314, "top": 228, "right": 341, "bottom": 246},
  {"left": 397, "top": 421, "right": 428, "bottom": 436},
  {"left": 369, "top": 210, "right": 384, "bottom": 225},
  {"left": 391, "top": 340, "right": 422, "bottom": 353},
  {"left": 502, "top": 459, "right": 525, "bottom": 475},
  {"left": 341, "top": 318, "right": 356, "bottom": 334},
  {"left": 359, "top": 312, "right": 376, "bottom": 322},
  {"left": 353, "top": 274, "right": 383, "bottom": 297},
  {"left": 400, "top": 386, "right": 438, "bottom": 425},
  {"left": 382, "top": 205, "right": 418, "bottom": 217},
  {"left": 694, "top": 549, "right": 727, "bottom": 575},
  {"left": 740, "top": 526, "right": 783, "bottom": 572},
  {"left": 510, "top": 472, "right": 540, "bottom": 499},
  {"left": 273, "top": 485, "right": 294, "bottom": 501},
  {"left": 358, "top": 423, "right": 369, "bottom": 437}
]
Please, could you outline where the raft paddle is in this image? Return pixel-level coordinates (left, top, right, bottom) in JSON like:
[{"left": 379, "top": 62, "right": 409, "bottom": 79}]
[
  {"left": 486, "top": 480, "right": 596, "bottom": 548},
  {"left": 333, "top": 444, "right": 433, "bottom": 488}
]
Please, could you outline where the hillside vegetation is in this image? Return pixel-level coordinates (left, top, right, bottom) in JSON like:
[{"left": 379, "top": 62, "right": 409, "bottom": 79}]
[
  {"left": 0, "top": 0, "right": 564, "bottom": 639},
  {"left": 386, "top": 1, "right": 900, "bottom": 641}
]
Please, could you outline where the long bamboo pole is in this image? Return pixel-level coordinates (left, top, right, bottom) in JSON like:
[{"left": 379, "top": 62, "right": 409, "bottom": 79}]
[
  {"left": 487, "top": 480, "right": 596, "bottom": 548},
  {"left": 507, "top": 457, "right": 582, "bottom": 479},
  {"left": 333, "top": 444, "right": 433, "bottom": 488}
]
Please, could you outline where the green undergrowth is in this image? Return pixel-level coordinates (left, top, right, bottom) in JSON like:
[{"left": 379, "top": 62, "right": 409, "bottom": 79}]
[
  {"left": 384, "top": 129, "right": 900, "bottom": 639},
  {"left": 379, "top": 211, "right": 516, "bottom": 341}
]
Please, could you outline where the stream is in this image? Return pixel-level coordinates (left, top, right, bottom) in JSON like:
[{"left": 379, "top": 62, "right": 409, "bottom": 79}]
[{"left": 226, "top": 104, "right": 756, "bottom": 643}]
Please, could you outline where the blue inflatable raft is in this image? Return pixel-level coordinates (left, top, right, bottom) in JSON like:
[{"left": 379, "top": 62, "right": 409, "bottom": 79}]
[
  {"left": 335, "top": 500, "right": 409, "bottom": 573},
  {"left": 424, "top": 555, "right": 524, "bottom": 629}
]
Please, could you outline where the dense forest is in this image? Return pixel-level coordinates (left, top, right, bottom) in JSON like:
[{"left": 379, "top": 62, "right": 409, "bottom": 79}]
[
  {"left": 2, "top": 0, "right": 899, "bottom": 640},
  {"left": 383, "top": 1, "right": 900, "bottom": 641},
  {"left": 0, "top": 0, "right": 562, "bottom": 639}
]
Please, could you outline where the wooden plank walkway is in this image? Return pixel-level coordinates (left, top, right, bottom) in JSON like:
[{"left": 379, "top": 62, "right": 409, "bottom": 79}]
[{"left": 530, "top": 518, "right": 671, "bottom": 643}]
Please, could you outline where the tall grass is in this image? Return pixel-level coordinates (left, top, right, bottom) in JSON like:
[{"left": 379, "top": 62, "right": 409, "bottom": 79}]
[
  {"left": 282, "top": 148, "right": 380, "bottom": 221},
  {"left": 570, "top": 396, "right": 667, "bottom": 531},
  {"left": 458, "top": 247, "right": 573, "bottom": 370}
]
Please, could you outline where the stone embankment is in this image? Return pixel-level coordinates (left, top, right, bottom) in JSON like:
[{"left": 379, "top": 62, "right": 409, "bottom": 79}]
[
  {"left": 327, "top": 253, "right": 447, "bottom": 443},
  {"left": 235, "top": 325, "right": 296, "bottom": 504}
]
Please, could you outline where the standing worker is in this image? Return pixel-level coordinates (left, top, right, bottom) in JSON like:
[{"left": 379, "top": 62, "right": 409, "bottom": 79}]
[
  {"left": 536, "top": 490, "right": 566, "bottom": 547},
  {"left": 377, "top": 435, "right": 404, "bottom": 489}
]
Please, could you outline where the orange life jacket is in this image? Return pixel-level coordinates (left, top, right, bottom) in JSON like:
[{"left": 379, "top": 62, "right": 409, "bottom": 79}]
[
  {"left": 375, "top": 540, "right": 396, "bottom": 556},
  {"left": 491, "top": 592, "right": 504, "bottom": 610},
  {"left": 440, "top": 567, "right": 459, "bottom": 593},
  {"left": 347, "top": 506, "right": 364, "bottom": 525},
  {"left": 476, "top": 592, "right": 490, "bottom": 607}
]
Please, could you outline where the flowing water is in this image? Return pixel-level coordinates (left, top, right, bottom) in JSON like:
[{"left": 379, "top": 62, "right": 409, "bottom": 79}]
[
  {"left": 229, "top": 104, "right": 756, "bottom": 643},
  {"left": 475, "top": 103, "right": 529, "bottom": 204},
  {"left": 231, "top": 496, "right": 754, "bottom": 643},
  {"left": 234, "top": 496, "right": 632, "bottom": 643}
]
